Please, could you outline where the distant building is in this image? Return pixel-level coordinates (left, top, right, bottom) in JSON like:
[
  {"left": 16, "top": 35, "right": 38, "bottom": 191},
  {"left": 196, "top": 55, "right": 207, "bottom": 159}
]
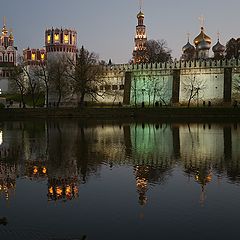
[
  {"left": 0, "top": 17, "right": 17, "bottom": 94},
  {"left": 23, "top": 48, "right": 46, "bottom": 65}
]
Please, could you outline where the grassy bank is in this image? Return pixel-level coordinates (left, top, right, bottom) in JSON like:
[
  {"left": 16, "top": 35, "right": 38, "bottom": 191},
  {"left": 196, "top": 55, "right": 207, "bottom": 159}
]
[{"left": 1, "top": 106, "right": 240, "bottom": 122}]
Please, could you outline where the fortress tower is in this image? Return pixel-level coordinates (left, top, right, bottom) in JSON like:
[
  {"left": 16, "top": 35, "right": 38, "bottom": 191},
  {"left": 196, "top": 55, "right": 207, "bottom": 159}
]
[
  {"left": 45, "top": 28, "right": 77, "bottom": 63},
  {"left": 132, "top": 6, "right": 147, "bottom": 63}
]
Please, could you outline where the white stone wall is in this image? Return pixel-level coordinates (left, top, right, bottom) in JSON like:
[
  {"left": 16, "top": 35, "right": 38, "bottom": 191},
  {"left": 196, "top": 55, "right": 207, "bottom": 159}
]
[
  {"left": 131, "top": 69, "right": 173, "bottom": 106},
  {"left": 179, "top": 68, "right": 224, "bottom": 105},
  {"left": 0, "top": 77, "right": 9, "bottom": 93}
]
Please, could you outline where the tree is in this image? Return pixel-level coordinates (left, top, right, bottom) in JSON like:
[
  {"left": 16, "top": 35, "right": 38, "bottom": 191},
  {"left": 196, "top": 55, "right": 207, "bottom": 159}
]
[
  {"left": 33, "top": 61, "right": 50, "bottom": 108},
  {"left": 145, "top": 39, "right": 172, "bottom": 63},
  {"left": 182, "top": 76, "right": 206, "bottom": 107},
  {"left": 9, "top": 64, "right": 27, "bottom": 107},
  {"left": 232, "top": 75, "right": 240, "bottom": 101},
  {"left": 225, "top": 38, "right": 240, "bottom": 59},
  {"left": 48, "top": 56, "right": 71, "bottom": 107},
  {"left": 14, "top": 56, "right": 43, "bottom": 108},
  {"left": 67, "top": 46, "right": 104, "bottom": 106}
]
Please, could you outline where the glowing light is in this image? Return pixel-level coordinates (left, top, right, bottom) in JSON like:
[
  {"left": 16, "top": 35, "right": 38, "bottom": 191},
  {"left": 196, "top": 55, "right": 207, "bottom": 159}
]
[
  {"left": 47, "top": 35, "right": 51, "bottom": 43},
  {"left": 33, "top": 166, "right": 38, "bottom": 174},
  {"left": 41, "top": 53, "right": 45, "bottom": 60},
  {"left": 64, "top": 34, "right": 69, "bottom": 43},
  {"left": 66, "top": 185, "right": 71, "bottom": 196},
  {"left": 54, "top": 33, "right": 59, "bottom": 42},
  {"left": 56, "top": 187, "right": 62, "bottom": 196},
  {"left": 72, "top": 35, "right": 75, "bottom": 44},
  {"left": 49, "top": 187, "right": 53, "bottom": 194},
  {"left": 31, "top": 53, "right": 36, "bottom": 61},
  {"left": 42, "top": 167, "right": 47, "bottom": 174},
  {"left": 0, "top": 131, "right": 2, "bottom": 145}
]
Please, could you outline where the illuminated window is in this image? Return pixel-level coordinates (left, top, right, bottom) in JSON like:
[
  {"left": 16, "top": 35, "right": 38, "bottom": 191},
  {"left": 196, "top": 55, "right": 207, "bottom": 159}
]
[
  {"left": 47, "top": 34, "right": 51, "bottom": 43},
  {"left": 32, "top": 53, "right": 36, "bottom": 61},
  {"left": 41, "top": 53, "right": 45, "bottom": 60},
  {"left": 72, "top": 35, "right": 75, "bottom": 44},
  {"left": 0, "top": 131, "right": 2, "bottom": 145},
  {"left": 0, "top": 88, "right": 2, "bottom": 95},
  {"left": 64, "top": 34, "right": 69, "bottom": 43},
  {"left": 54, "top": 33, "right": 59, "bottom": 42}
]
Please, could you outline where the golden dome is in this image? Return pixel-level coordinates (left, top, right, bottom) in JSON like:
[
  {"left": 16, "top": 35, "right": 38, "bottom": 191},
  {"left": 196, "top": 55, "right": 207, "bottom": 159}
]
[
  {"left": 194, "top": 27, "right": 211, "bottom": 46},
  {"left": 9, "top": 29, "right": 14, "bottom": 40},
  {"left": 137, "top": 11, "right": 144, "bottom": 18},
  {"left": 2, "top": 25, "right": 8, "bottom": 35}
]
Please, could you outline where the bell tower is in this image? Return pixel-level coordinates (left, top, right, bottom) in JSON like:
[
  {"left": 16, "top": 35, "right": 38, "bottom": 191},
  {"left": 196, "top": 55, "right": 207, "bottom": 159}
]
[{"left": 132, "top": 1, "right": 147, "bottom": 63}]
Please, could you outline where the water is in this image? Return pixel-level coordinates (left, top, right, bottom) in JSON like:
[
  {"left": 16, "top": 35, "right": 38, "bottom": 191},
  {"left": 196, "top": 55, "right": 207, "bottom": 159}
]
[{"left": 0, "top": 120, "right": 240, "bottom": 240}]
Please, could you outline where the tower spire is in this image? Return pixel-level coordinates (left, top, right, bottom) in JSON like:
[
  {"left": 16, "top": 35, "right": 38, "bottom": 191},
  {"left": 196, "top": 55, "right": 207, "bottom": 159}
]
[
  {"left": 3, "top": 16, "right": 6, "bottom": 26},
  {"left": 217, "top": 31, "right": 220, "bottom": 41},
  {"left": 2, "top": 16, "right": 8, "bottom": 35},
  {"left": 187, "top": 32, "right": 190, "bottom": 42}
]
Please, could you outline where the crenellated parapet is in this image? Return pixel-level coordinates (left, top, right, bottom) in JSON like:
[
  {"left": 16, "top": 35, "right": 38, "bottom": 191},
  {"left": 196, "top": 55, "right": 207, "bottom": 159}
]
[{"left": 103, "top": 59, "right": 240, "bottom": 74}]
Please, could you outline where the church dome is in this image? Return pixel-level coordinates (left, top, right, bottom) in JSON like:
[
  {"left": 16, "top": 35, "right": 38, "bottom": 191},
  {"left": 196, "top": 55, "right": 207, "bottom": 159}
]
[
  {"left": 212, "top": 40, "right": 225, "bottom": 53},
  {"left": 137, "top": 11, "right": 144, "bottom": 18},
  {"left": 196, "top": 38, "right": 211, "bottom": 51},
  {"left": 182, "top": 41, "right": 195, "bottom": 52},
  {"left": 194, "top": 27, "right": 211, "bottom": 46}
]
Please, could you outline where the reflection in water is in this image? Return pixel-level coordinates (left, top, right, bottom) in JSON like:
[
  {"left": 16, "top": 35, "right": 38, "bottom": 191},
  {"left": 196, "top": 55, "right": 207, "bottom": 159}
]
[
  {"left": 0, "top": 131, "right": 2, "bottom": 145},
  {"left": 0, "top": 161, "right": 16, "bottom": 200},
  {"left": 0, "top": 121, "right": 240, "bottom": 205},
  {"left": 1, "top": 120, "right": 240, "bottom": 239}
]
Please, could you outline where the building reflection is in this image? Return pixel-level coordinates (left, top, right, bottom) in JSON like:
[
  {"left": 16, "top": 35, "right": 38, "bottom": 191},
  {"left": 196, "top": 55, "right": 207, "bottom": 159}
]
[
  {"left": 0, "top": 120, "right": 240, "bottom": 205},
  {"left": 0, "top": 161, "right": 16, "bottom": 200},
  {"left": 47, "top": 177, "right": 79, "bottom": 201}
]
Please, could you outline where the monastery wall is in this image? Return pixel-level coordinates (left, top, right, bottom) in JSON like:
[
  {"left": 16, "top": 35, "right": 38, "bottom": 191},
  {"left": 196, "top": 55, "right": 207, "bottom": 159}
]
[{"left": 101, "top": 59, "right": 240, "bottom": 106}]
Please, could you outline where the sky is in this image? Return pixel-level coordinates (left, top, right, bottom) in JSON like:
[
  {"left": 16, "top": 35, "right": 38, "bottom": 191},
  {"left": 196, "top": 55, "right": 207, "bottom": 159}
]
[{"left": 1, "top": 0, "right": 240, "bottom": 63}]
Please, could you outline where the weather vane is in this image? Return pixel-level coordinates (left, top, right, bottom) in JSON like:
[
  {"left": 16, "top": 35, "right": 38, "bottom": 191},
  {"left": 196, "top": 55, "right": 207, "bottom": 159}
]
[
  {"left": 187, "top": 32, "right": 190, "bottom": 41},
  {"left": 217, "top": 31, "right": 220, "bottom": 40}
]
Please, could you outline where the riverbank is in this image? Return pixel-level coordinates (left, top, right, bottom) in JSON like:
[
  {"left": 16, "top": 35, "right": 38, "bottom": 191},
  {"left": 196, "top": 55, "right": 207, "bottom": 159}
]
[{"left": 1, "top": 106, "right": 240, "bottom": 122}]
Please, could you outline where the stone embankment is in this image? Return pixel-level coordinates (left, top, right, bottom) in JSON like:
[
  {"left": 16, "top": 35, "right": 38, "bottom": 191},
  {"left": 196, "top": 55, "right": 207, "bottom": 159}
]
[{"left": 0, "top": 107, "right": 240, "bottom": 122}]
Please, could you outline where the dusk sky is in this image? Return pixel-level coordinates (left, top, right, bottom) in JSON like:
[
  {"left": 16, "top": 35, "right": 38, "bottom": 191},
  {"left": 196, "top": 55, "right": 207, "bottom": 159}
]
[{"left": 1, "top": 0, "right": 240, "bottom": 63}]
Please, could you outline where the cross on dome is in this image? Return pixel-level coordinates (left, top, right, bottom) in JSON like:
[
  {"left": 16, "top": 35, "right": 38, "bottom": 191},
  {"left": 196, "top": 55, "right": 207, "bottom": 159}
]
[{"left": 199, "top": 15, "right": 205, "bottom": 29}]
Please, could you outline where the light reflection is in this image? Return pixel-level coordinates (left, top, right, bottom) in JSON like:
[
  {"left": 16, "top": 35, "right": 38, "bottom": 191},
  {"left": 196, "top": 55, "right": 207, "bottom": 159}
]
[
  {"left": 0, "top": 131, "right": 2, "bottom": 145},
  {"left": 47, "top": 178, "right": 79, "bottom": 202}
]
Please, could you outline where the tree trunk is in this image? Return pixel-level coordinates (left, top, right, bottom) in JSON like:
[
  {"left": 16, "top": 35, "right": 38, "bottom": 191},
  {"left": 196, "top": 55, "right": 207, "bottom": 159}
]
[
  {"left": 45, "top": 84, "right": 49, "bottom": 108},
  {"left": 57, "top": 90, "right": 62, "bottom": 107}
]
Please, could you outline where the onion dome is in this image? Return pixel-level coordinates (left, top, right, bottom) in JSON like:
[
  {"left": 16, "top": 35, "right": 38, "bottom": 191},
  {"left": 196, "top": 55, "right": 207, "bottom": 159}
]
[
  {"left": 182, "top": 40, "right": 195, "bottom": 53},
  {"left": 2, "top": 25, "right": 8, "bottom": 35},
  {"left": 196, "top": 38, "right": 211, "bottom": 51},
  {"left": 9, "top": 29, "right": 14, "bottom": 40},
  {"left": 194, "top": 27, "right": 211, "bottom": 46},
  {"left": 212, "top": 39, "right": 225, "bottom": 53},
  {"left": 137, "top": 11, "right": 144, "bottom": 18}
]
